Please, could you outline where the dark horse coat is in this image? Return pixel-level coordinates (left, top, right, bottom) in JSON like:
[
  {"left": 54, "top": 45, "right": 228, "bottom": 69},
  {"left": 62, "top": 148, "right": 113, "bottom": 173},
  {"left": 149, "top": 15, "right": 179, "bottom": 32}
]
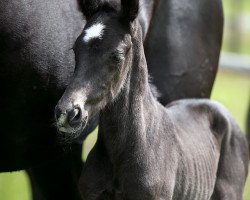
[
  {"left": 0, "top": 0, "right": 223, "bottom": 199},
  {"left": 55, "top": 0, "right": 249, "bottom": 199}
]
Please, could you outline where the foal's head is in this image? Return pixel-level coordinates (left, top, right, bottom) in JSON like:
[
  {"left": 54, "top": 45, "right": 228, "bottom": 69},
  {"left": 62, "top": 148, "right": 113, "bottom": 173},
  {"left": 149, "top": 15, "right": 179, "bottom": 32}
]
[{"left": 55, "top": 0, "right": 141, "bottom": 138}]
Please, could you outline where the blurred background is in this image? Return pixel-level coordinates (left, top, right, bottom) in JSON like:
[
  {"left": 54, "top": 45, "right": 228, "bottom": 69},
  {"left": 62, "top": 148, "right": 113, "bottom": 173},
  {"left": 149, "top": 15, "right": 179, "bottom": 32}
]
[{"left": 0, "top": 0, "right": 250, "bottom": 199}]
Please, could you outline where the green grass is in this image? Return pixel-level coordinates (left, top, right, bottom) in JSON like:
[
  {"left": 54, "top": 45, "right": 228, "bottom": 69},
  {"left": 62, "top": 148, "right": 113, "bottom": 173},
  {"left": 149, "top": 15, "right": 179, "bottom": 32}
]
[
  {"left": 222, "top": 23, "right": 250, "bottom": 55},
  {"left": 0, "top": 171, "right": 31, "bottom": 200},
  {"left": 211, "top": 70, "right": 250, "bottom": 130},
  {"left": 83, "top": 128, "right": 98, "bottom": 161},
  {"left": 223, "top": 0, "right": 250, "bottom": 16},
  {"left": 0, "top": 70, "right": 249, "bottom": 200},
  {"left": 222, "top": 0, "right": 250, "bottom": 55}
]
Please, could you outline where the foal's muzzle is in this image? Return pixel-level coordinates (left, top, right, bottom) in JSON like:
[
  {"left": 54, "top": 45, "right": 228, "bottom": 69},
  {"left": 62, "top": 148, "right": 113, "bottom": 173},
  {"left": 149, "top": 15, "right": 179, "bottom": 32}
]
[{"left": 54, "top": 105, "right": 88, "bottom": 134}]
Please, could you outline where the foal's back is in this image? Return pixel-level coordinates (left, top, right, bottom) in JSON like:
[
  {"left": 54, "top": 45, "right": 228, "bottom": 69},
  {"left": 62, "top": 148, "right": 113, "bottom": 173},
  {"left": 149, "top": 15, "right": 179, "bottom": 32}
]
[{"left": 165, "top": 100, "right": 249, "bottom": 199}]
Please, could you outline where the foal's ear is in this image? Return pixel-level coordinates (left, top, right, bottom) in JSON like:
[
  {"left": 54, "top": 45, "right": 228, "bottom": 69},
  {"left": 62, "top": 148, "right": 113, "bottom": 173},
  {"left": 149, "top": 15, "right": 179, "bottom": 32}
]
[
  {"left": 78, "top": 0, "right": 101, "bottom": 19},
  {"left": 120, "top": 0, "right": 139, "bottom": 23}
]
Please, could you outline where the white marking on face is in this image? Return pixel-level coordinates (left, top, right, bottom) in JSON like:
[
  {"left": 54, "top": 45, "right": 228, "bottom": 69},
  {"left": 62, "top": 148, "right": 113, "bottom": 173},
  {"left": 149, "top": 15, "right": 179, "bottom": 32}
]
[
  {"left": 57, "top": 114, "right": 67, "bottom": 127},
  {"left": 83, "top": 23, "right": 105, "bottom": 42},
  {"left": 59, "top": 127, "right": 69, "bottom": 133}
]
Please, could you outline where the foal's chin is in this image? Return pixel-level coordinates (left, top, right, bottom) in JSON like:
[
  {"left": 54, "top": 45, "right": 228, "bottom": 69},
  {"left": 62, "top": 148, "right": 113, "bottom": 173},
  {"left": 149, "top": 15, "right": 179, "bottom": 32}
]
[{"left": 56, "top": 123, "right": 87, "bottom": 144}]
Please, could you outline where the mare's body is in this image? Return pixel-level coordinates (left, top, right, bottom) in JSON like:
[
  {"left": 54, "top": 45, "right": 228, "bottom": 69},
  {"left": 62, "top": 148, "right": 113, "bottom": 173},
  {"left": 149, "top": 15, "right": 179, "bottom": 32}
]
[
  {"left": 144, "top": 0, "right": 223, "bottom": 104},
  {"left": 0, "top": 1, "right": 85, "bottom": 199},
  {"left": 0, "top": 0, "right": 223, "bottom": 199}
]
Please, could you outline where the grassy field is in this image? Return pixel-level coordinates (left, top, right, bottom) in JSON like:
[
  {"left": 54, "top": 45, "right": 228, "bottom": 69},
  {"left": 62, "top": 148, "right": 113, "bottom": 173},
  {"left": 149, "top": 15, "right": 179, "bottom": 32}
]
[
  {"left": 0, "top": 70, "right": 249, "bottom": 199},
  {"left": 222, "top": 0, "right": 250, "bottom": 55},
  {"left": 223, "top": 0, "right": 250, "bottom": 16}
]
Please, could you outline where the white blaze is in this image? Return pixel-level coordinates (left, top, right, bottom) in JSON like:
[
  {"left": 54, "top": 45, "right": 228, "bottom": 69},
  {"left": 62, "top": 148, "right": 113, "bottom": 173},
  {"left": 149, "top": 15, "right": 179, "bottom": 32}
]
[{"left": 83, "top": 23, "right": 105, "bottom": 42}]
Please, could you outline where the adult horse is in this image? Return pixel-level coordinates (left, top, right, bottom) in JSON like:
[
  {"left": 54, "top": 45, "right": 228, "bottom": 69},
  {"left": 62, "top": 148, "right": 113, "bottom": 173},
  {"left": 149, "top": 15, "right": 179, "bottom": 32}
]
[{"left": 0, "top": 0, "right": 223, "bottom": 199}]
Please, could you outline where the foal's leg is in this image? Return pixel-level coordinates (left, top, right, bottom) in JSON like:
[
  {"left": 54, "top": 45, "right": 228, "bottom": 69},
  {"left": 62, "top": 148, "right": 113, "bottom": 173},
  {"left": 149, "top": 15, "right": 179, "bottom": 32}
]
[
  {"left": 27, "top": 144, "right": 83, "bottom": 200},
  {"left": 79, "top": 133, "right": 113, "bottom": 200}
]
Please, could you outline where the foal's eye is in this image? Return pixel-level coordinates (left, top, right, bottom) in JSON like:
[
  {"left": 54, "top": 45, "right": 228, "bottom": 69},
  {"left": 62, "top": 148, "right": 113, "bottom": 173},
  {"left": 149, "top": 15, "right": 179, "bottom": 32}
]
[
  {"left": 110, "top": 51, "right": 124, "bottom": 63},
  {"left": 110, "top": 53, "right": 120, "bottom": 63}
]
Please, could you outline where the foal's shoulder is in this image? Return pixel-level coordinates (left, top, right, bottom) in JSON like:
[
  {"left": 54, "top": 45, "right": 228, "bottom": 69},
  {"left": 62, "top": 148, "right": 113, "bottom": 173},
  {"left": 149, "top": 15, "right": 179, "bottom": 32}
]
[{"left": 166, "top": 99, "right": 230, "bottom": 120}]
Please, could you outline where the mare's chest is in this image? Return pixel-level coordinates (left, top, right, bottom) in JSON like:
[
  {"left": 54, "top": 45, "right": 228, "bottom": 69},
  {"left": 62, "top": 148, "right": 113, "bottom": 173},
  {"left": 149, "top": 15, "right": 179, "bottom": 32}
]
[{"left": 0, "top": 0, "right": 84, "bottom": 86}]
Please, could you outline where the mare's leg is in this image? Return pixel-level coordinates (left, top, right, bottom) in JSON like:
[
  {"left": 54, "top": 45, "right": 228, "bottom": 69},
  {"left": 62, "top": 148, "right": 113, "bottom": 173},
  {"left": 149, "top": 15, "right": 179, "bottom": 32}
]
[
  {"left": 144, "top": 0, "right": 223, "bottom": 105},
  {"left": 27, "top": 144, "right": 83, "bottom": 200}
]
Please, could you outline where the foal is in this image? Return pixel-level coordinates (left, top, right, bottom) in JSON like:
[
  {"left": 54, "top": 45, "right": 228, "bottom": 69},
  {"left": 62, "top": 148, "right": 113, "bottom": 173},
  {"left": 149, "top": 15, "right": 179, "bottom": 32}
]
[{"left": 55, "top": 0, "right": 249, "bottom": 199}]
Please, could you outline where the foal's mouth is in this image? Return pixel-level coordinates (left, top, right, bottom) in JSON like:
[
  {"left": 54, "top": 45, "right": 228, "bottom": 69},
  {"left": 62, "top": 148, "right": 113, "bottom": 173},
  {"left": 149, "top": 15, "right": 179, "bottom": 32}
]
[{"left": 56, "top": 114, "right": 89, "bottom": 138}]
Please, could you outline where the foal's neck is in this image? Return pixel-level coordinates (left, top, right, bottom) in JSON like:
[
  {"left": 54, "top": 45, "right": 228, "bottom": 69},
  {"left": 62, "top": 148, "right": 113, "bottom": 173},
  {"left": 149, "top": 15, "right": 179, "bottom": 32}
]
[{"left": 99, "top": 22, "right": 158, "bottom": 159}]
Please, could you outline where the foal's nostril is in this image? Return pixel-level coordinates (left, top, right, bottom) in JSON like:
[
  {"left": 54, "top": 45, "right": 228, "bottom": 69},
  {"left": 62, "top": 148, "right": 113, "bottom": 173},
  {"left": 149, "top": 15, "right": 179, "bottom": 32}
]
[{"left": 68, "top": 107, "right": 82, "bottom": 126}]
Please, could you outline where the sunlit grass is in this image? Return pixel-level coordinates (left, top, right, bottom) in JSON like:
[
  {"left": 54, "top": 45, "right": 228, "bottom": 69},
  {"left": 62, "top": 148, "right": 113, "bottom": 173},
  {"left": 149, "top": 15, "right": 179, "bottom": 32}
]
[
  {"left": 222, "top": 0, "right": 250, "bottom": 55},
  {"left": 223, "top": 0, "right": 250, "bottom": 15},
  {"left": 0, "top": 171, "right": 31, "bottom": 200},
  {"left": 83, "top": 128, "right": 98, "bottom": 161},
  {"left": 211, "top": 70, "right": 250, "bottom": 131}
]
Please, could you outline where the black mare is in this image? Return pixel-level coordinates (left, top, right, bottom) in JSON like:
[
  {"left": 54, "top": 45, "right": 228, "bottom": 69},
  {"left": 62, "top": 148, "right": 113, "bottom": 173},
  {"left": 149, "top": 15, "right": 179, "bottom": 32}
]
[
  {"left": 0, "top": 0, "right": 223, "bottom": 199},
  {"left": 55, "top": 0, "right": 249, "bottom": 199}
]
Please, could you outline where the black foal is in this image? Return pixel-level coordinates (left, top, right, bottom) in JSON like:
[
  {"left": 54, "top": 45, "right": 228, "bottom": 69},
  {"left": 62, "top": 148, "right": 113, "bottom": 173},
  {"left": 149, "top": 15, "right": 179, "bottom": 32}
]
[{"left": 55, "top": 0, "right": 249, "bottom": 199}]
